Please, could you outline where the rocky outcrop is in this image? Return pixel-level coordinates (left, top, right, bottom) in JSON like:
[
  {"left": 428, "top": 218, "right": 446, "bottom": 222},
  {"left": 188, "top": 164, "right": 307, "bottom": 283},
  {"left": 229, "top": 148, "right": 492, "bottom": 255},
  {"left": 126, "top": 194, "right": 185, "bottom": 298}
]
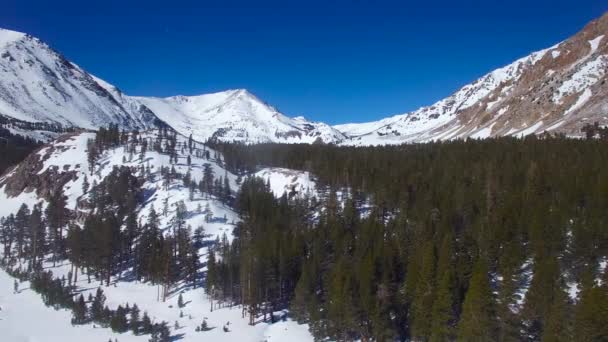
[{"left": 0, "top": 133, "right": 79, "bottom": 201}]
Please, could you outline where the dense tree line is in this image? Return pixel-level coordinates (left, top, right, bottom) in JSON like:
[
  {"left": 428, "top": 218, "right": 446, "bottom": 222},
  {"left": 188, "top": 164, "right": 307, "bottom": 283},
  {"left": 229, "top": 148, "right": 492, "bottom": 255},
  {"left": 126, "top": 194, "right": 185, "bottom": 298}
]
[
  {"left": 581, "top": 122, "right": 608, "bottom": 140},
  {"left": 211, "top": 136, "right": 608, "bottom": 341}
]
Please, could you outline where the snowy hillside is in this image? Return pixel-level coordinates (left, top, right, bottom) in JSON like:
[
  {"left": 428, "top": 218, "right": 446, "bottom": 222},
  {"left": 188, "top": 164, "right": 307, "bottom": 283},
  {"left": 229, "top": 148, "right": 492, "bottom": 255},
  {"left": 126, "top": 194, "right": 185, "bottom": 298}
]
[
  {"left": 0, "top": 266, "right": 311, "bottom": 342},
  {"left": 136, "top": 89, "right": 345, "bottom": 144},
  {"left": 0, "top": 28, "right": 156, "bottom": 132},
  {"left": 0, "top": 27, "right": 344, "bottom": 144},
  {"left": 336, "top": 12, "right": 608, "bottom": 145},
  {"left": 335, "top": 47, "right": 550, "bottom": 144},
  {"left": 0, "top": 130, "right": 315, "bottom": 341}
]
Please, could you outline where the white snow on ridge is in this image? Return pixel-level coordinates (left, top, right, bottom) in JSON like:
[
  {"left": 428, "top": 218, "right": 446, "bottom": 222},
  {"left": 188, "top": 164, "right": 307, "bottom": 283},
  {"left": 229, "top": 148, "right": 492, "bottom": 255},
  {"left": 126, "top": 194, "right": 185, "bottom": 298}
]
[
  {"left": 589, "top": 35, "right": 604, "bottom": 54},
  {"left": 512, "top": 121, "right": 544, "bottom": 137},
  {"left": 553, "top": 55, "right": 607, "bottom": 103},
  {"left": 545, "top": 120, "right": 566, "bottom": 131},
  {"left": 470, "top": 122, "right": 497, "bottom": 139},
  {"left": 564, "top": 88, "right": 593, "bottom": 116},
  {"left": 337, "top": 46, "right": 551, "bottom": 145},
  {"left": 0, "top": 27, "right": 342, "bottom": 145},
  {"left": 0, "top": 28, "right": 25, "bottom": 48},
  {"left": 135, "top": 89, "right": 345, "bottom": 144}
]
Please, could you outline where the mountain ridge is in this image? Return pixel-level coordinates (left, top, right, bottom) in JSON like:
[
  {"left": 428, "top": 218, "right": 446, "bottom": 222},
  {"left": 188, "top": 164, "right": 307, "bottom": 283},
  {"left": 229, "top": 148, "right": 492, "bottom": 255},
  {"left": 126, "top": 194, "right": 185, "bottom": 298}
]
[{"left": 1, "top": 13, "right": 607, "bottom": 145}]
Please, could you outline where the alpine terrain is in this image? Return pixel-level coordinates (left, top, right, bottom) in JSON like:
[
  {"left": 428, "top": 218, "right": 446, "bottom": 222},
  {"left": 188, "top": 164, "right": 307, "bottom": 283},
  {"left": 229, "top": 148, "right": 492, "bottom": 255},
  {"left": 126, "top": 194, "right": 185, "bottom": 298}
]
[{"left": 0, "top": 10, "right": 607, "bottom": 342}]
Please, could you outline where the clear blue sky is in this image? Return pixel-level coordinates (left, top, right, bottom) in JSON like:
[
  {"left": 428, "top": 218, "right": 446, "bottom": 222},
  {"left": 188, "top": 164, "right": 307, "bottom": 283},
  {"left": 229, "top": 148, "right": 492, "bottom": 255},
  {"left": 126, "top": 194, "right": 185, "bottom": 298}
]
[{"left": 2, "top": 0, "right": 606, "bottom": 124}]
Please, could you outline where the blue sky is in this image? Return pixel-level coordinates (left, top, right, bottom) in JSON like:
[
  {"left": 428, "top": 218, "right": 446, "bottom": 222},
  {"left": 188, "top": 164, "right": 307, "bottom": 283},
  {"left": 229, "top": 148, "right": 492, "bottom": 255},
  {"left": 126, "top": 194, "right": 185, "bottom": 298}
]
[{"left": 2, "top": 0, "right": 606, "bottom": 124}]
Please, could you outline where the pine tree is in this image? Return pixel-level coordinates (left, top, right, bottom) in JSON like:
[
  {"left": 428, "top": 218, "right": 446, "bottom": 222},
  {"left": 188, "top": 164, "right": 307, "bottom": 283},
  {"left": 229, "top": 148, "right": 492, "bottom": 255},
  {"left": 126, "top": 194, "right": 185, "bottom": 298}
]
[
  {"left": 177, "top": 293, "right": 185, "bottom": 308},
  {"left": 411, "top": 241, "right": 436, "bottom": 340},
  {"left": 72, "top": 294, "right": 87, "bottom": 324},
  {"left": 428, "top": 234, "right": 457, "bottom": 341},
  {"left": 574, "top": 284, "right": 608, "bottom": 341},
  {"left": 82, "top": 174, "right": 90, "bottom": 194},
  {"left": 141, "top": 311, "right": 153, "bottom": 334},
  {"left": 130, "top": 303, "right": 141, "bottom": 334},
  {"left": 204, "top": 203, "right": 213, "bottom": 223},
  {"left": 91, "top": 287, "right": 107, "bottom": 322},
  {"left": 457, "top": 258, "right": 497, "bottom": 341},
  {"left": 110, "top": 305, "right": 129, "bottom": 333}
]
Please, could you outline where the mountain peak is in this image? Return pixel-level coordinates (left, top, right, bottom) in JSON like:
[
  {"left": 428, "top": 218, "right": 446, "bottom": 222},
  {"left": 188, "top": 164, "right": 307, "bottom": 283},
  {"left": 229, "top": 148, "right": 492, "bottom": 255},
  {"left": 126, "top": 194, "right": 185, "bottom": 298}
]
[{"left": 0, "top": 28, "right": 27, "bottom": 48}]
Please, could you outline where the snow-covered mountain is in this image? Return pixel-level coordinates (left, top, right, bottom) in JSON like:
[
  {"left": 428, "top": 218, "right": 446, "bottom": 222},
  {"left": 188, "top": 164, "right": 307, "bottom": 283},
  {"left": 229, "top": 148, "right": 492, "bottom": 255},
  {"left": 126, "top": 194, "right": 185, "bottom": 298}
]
[
  {"left": 0, "top": 28, "right": 156, "bottom": 131},
  {"left": 134, "top": 89, "right": 345, "bottom": 144},
  {"left": 1, "top": 12, "right": 608, "bottom": 146},
  {"left": 337, "top": 12, "right": 608, "bottom": 145},
  {"left": 0, "top": 27, "right": 345, "bottom": 144}
]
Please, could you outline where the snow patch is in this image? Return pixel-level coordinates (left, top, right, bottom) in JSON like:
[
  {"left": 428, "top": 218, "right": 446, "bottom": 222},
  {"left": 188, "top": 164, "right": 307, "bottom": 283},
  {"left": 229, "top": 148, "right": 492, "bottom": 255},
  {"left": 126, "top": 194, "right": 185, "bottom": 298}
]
[
  {"left": 254, "top": 168, "right": 317, "bottom": 198},
  {"left": 471, "top": 122, "right": 496, "bottom": 139},
  {"left": 513, "top": 121, "right": 544, "bottom": 137},
  {"left": 0, "top": 28, "right": 25, "bottom": 48},
  {"left": 564, "top": 88, "right": 592, "bottom": 116},
  {"left": 589, "top": 35, "right": 604, "bottom": 54},
  {"left": 545, "top": 120, "right": 566, "bottom": 131},
  {"left": 553, "top": 55, "right": 607, "bottom": 102}
]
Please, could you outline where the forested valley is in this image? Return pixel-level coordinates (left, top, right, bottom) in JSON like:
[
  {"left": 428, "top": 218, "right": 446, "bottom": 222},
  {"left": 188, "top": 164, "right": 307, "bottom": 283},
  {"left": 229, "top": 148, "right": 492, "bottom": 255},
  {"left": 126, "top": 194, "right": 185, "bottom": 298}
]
[
  {"left": 212, "top": 135, "right": 608, "bottom": 341},
  {"left": 1, "top": 127, "right": 608, "bottom": 341}
]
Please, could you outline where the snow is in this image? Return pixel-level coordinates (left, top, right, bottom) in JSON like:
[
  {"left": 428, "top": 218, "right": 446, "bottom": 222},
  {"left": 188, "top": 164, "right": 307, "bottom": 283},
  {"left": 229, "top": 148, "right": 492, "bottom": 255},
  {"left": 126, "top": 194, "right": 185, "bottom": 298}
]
[
  {"left": 0, "top": 24, "right": 603, "bottom": 146},
  {"left": 512, "top": 121, "right": 544, "bottom": 137},
  {"left": 496, "top": 106, "right": 509, "bottom": 117},
  {"left": 597, "top": 259, "right": 607, "bottom": 286},
  {"left": 545, "top": 120, "right": 566, "bottom": 131},
  {"left": 470, "top": 122, "right": 496, "bottom": 139},
  {"left": 0, "top": 131, "right": 316, "bottom": 341},
  {"left": 134, "top": 90, "right": 345, "bottom": 144},
  {"left": 0, "top": 29, "right": 342, "bottom": 145},
  {"left": 0, "top": 268, "right": 150, "bottom": 342},
  {"left": 0, "top": 31, "right": 155, "bottom": 129},
  {"left": 0, "top": 265, "right": 312, "bottom": 342},
  {"left": 0, "top": 28, "right": 25, "bottom": 48},
  {"left": 553, "top": 55, "right": 607, "bottom": 102},
  {"left": 337, "top": 46, "right": 550, "bottom": 145},
  {"left": 567, "top": 281, "right": 580, "bottom": 301},
  {"left": 513, "top": 258, "right": 534, "bottom": 312},
  {"left": 254, "top": 168, "right": 317, "bottom": 198},
  {"left": 486, "top": 97, "right": 502, "bottom": 110},
  {"left": 0, "top": 187, "right": 44, "bottom": 218},
  {"left": 588, "top": 35, "right": 604, "bottom": 54},
  {"left": 564, "top": 88, "right": 592, "bottom": 116}
]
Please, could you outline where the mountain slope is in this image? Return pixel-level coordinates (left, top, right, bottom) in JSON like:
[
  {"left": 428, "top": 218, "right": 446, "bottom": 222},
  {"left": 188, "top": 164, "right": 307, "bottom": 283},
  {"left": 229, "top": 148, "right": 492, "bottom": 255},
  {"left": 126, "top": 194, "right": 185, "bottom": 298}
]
[
  {"left": 0, "top": 28, "right": 156, "bottom": 131},
  {"left": 135, "top": 89, "right": 345, "bottom": 144},
  {"left": 0, "top": 130, "right": 317, "bottom": 341},
  {"left": 1, "top": 13, "right": 607, "bottom": 146},
  {"left": 0, "top": 27, "right": 345, "bottom": 144},
  {"left": 337, "top": 12, "right": 608, "bottom": 145}
]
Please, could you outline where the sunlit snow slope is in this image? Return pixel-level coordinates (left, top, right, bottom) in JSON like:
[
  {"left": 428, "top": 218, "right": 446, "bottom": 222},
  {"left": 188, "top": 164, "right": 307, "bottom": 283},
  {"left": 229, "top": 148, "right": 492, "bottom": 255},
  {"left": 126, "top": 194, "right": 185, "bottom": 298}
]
[{"left": 0, "top": 131, "right": 316, "bottom": 341}]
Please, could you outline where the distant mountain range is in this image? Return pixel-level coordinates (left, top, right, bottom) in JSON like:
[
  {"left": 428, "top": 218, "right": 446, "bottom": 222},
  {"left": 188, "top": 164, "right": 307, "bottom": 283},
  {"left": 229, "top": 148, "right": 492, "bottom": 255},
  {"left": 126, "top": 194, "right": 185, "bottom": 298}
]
[{"left": 1, "top": 12, "right": 607, "bottom": 144}]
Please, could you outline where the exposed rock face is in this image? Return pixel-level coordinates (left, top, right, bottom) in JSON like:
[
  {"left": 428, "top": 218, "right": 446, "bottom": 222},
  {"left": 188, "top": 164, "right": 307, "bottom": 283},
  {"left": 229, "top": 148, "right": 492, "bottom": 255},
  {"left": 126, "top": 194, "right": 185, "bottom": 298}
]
[
  {"left": 338, "top": 13, "right": 608, "bottom": 145},
  {"left": 0, "top": 134, "right": 79, "bottom": 201}
]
